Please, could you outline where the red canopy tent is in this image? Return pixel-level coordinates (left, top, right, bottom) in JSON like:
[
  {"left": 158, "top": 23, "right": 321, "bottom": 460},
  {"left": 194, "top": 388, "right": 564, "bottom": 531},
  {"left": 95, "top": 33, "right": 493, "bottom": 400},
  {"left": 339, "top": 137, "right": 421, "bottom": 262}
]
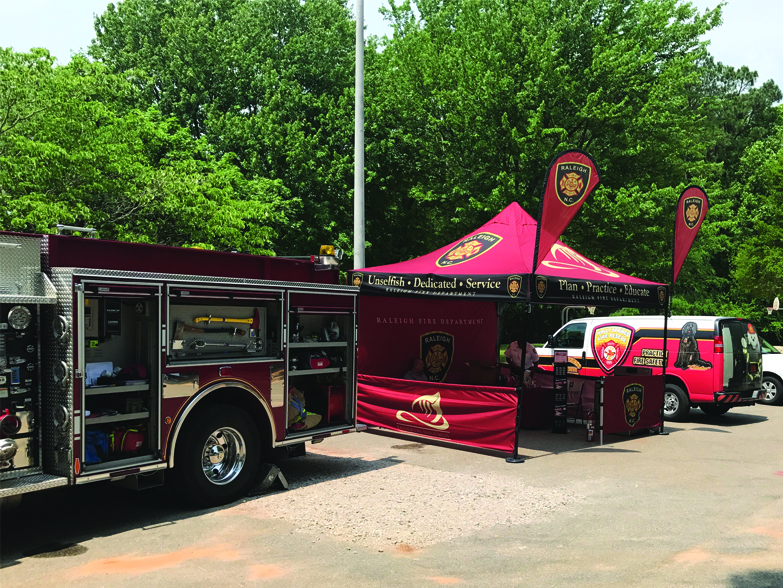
[
  {"left": 350, "top": 203, "right": 666, "bottom": 308},
  {"left": 350, "top": 203, "right": 667, "bottom": 455}
]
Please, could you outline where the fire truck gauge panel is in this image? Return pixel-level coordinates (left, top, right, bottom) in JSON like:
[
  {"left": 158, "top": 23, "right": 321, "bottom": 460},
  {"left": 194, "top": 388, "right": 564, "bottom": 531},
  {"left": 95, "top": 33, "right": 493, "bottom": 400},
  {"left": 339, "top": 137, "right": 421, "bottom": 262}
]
[{"left": 7, "top": 306, "right": 32, "bottom": 330}]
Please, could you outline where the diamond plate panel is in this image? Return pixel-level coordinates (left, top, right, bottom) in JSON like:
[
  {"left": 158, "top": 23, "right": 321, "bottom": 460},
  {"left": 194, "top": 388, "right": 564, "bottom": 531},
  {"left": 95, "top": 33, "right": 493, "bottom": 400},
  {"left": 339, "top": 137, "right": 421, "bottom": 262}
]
[
  {"left": 0, "top": 234, "right": 53, "bottom": 300},
  {"left": 41, "top": 267, "right": 74, "bottom": 479},
  {"left": 0, "top": 473, "right": 69, "bottom": 498}
]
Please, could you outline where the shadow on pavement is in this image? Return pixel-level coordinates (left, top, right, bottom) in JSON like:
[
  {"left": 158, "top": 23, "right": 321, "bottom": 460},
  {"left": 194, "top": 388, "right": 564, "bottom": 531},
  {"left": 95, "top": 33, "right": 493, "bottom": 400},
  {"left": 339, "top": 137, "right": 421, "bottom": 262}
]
[
  {"left": 516, "top": 424, "right": 657, "bottom": 458},
  {"left": 685, "top": 409, "right": 768, "bottom": 427},
  {"left": 728, "top": 569, "right": 783, "bottom": 588},
  {"left": 0, "top": 452, "right": 399, "bottom": 569}
]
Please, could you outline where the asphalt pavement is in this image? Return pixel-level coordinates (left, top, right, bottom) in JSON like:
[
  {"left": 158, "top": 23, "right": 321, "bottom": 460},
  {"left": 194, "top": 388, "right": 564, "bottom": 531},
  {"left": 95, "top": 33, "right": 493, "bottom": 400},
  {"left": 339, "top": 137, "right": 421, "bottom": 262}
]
[{"left": 2, "top": 404, "right": 782, "bottom": 588}]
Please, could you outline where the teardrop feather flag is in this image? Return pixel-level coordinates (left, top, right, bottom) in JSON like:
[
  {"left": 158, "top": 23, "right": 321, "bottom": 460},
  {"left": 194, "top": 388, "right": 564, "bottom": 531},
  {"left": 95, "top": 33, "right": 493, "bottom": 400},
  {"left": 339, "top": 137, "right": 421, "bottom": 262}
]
[
  {"left": 672, "top": 186, "right": 709, "bottom": 284},
  {"left": 532, "top": 150, "right": 602, "bottom": 274}
]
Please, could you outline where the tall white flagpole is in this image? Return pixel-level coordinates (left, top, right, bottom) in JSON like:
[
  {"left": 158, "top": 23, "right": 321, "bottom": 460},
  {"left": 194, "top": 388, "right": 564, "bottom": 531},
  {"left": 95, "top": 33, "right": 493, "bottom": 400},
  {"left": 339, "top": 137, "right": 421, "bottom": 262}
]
[{"left": 353, "top": 0, "right": 365, "bottom": 270}]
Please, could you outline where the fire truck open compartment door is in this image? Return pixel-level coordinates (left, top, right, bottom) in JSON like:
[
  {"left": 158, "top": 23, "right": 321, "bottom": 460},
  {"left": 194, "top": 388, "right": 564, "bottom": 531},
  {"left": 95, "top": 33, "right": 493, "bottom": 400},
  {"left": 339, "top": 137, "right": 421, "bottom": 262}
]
[
  {"left": 284, "top": 291, "right": 358, "bottom": 440},
  {"left": 77, "top": 281, "right": 164, "bottom": 477}
]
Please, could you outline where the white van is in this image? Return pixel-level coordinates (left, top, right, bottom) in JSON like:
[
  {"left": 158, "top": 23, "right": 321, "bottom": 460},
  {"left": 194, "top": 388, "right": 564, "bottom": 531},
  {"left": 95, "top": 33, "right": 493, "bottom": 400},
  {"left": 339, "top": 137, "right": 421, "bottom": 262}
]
[
  {"left": 760, "top": 336, "right": 782, "bottom": 405},
  {"left": 537, "top": 316, "right": 763, "bottom": 420}
]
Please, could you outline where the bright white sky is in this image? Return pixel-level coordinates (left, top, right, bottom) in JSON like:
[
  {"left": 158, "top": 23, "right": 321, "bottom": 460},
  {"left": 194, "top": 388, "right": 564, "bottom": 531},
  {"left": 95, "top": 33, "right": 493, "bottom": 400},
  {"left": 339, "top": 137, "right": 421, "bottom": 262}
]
[{"left": 0, "top": 0, "right": 781, "bottom": 89}]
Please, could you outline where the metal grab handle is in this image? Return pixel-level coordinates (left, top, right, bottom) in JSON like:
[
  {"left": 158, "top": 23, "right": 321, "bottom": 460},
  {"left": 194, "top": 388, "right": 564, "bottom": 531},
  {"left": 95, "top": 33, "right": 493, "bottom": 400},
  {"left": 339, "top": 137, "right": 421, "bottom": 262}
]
[{"left": 56, "top": 224, "right": 97, "bottom": 236}]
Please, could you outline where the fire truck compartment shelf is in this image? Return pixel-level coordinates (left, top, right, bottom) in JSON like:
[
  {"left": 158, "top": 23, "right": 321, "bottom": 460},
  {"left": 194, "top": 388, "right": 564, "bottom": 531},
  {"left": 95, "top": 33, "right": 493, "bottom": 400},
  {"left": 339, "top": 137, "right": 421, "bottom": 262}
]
[
  {"left": 289, "top": 342, "right": 348, "bottom": 348},
  {"left": 86, "top": 411, "right": 150, "bottom": 425},
  {"left": 86, "top": 384, "right": 150, "bottom": 395},
  {"left": 289, "top": 368, "right": 344, "bottom": 376},
  {"left": 0, "top": 473, "right": 69, "bottom": 498}
]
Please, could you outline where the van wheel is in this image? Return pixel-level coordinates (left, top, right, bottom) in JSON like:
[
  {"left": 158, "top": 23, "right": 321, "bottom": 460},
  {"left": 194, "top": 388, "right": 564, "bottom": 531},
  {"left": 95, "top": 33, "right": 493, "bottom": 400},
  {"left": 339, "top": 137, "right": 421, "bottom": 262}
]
[
  {"left": 699, "top": 403, "right": 730, "bottom": 417},
  {"left": 173, "top": 405, "right": 260, "bottom": 508},
  {"left": 663, "top": 384, "right": 689, "bottom": 421},
  {"left": 760, "top": 375, "right": 783, "bottom": 405}
]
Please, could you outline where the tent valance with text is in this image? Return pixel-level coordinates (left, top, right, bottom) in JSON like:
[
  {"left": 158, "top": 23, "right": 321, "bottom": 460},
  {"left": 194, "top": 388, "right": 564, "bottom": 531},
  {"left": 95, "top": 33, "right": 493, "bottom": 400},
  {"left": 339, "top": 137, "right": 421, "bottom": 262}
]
[{"left": 350, "top": 203, "right": 666, "bottom": 308}]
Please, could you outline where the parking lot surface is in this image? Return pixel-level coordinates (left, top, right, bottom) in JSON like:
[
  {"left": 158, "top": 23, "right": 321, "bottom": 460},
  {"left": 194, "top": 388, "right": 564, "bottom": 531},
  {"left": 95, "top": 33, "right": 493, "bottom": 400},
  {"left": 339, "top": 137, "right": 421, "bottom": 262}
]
[{"left": 2, "top": 405, "right": 782, "bottom": 588}]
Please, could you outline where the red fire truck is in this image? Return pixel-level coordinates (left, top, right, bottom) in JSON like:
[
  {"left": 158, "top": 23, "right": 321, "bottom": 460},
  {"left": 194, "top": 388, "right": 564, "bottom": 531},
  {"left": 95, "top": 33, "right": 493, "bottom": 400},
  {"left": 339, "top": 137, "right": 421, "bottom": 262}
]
[{"left": 0, "top": 229, "right": 359, "bottom": 506}]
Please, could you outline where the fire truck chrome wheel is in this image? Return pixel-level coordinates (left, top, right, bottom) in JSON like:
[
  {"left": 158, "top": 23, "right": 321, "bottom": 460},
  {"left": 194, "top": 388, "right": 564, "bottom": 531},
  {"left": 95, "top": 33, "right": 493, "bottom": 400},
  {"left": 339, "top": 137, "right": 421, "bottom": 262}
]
[
  {"left": 174, "top": 404, "right": 261, "bottom": 507},
  {"left": 202, "top": 427, "right": 246, "bottom": 485}
]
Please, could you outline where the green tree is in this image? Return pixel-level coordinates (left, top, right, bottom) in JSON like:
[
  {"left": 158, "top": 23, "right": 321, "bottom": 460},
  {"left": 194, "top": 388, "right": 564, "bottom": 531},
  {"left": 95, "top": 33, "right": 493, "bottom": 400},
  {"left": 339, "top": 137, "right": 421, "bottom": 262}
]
[
  {"left": 0, "top": 48, "right": 292, "bottom": 253},
  {"left": 731, "top": 120, "right": 783, "bottom": 303},
  {"left": 91, "top": 0, "right": 358, "bottom": 256},
  {"left": 370, "top": 0, "right": 722, "bottom": 264},
  {"left": 698, "top": 56, "right": 781, "bottom": 182}
]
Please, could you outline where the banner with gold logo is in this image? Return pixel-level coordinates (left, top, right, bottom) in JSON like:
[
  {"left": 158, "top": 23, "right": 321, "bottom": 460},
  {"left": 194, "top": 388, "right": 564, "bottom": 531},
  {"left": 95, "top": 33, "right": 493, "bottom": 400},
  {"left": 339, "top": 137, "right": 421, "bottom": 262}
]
[
  {"left": 532, "top": 150, "right": 602, "bottom": 273},
  {"left": 358, "top": 296, "right": 497, "bottom": 384},
  {"left": 421, "top": 331, "right": 454, "bottom": 382},
  {"left": 358, "top": 375, "right": 518, "bottom": 453},
  {"left": 673, "top": 186, "right": 710, "bottom": 284},
  {"left": 602, "top": 376, "right": 663, "bottom": 433}
]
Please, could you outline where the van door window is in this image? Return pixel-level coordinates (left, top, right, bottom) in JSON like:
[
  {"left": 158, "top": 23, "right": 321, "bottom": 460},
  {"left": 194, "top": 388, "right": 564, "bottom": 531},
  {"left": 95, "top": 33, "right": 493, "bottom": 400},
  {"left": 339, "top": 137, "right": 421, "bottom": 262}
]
[
  {"left": 552, "top": 323, "right": 587, "bottom": 349},
  {"left": 761, "top": 337, "right": 780, "bottom": 354}
]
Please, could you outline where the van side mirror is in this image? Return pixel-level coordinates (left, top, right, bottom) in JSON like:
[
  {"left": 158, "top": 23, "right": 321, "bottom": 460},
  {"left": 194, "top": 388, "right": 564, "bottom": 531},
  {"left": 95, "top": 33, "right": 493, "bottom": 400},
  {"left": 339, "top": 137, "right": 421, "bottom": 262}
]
[{"left": 547, "top": 335, "right": 554, "bottom": 347}]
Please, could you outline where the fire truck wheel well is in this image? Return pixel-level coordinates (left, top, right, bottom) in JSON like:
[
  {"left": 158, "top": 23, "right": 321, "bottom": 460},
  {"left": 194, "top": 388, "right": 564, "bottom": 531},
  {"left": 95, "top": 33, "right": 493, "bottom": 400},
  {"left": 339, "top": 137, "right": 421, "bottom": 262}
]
[{"left": 168, "top": 383, "right": 275, "bottom": 468}]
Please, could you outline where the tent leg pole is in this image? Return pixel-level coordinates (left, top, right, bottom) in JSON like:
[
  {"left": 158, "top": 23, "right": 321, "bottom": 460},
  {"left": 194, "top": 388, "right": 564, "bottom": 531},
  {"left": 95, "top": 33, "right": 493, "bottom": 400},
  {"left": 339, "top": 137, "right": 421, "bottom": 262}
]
[
  {"left": 507, "top": 299, "right": 528, "bottom": 463},
  {"left": 658, "top": 291, "right": 670, "bottom": 435},
  {"left": 506, "top": 387, "right": 525, "bottom": 463}
]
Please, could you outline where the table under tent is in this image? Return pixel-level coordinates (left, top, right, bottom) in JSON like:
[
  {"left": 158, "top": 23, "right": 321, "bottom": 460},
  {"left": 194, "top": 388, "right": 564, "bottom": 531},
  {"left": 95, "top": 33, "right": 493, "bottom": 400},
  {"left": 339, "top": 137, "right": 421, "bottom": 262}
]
[{"left": 350, "top": 202, "right": 669, "bottom": 456}]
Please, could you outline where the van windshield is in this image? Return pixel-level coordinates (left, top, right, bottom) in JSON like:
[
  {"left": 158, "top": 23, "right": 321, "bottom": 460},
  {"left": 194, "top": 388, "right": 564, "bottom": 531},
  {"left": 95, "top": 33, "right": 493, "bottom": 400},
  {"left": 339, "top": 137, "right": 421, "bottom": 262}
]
[{"left": 551, "top": 322, "right": 587, "bottom": 349}]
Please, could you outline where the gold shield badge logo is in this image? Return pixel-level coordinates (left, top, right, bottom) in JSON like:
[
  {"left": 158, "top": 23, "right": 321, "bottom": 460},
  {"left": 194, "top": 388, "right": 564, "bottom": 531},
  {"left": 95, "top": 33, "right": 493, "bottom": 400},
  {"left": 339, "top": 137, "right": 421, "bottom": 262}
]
[
  {"left": 352, "top": 273, "right": 363, "bottom": 286},
  {"left": 657, "top": 286, "right": 666, "bottom": 306},
  {"left": 420, "top": 331, "right": 454, "bottom": 382},
  {"left": 622, "top": 383, "right": 644, "bottom": 427},
  {"left": 535, "top": 275, "right": 547, "bottom": 299},
  {"left": 507, "top": 275, "right": 523, "bottom": 298},
  {"left": 396, "top": 391, "right": 450, "bottom": 430},
  {"left": 683, "top": 196, "right": 704, "bottom": 229},
  {"left": 555, "top": 162, "right": 591, "bottom": 206},
  {"left": 436, "top": 232, "right": 503, "bottom": 267}
]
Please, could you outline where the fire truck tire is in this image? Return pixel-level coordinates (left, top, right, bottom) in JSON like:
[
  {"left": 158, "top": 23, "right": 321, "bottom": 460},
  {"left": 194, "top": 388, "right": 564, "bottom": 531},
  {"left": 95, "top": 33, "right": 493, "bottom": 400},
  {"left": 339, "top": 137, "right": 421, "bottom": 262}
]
[
  {"left": 760, "top": 374, "right": 783, "bottom": 405},
  {"left": 699, "top": 403, "right": 731, "bottom": 417},
  {"left": 173, "top": 404, "right": 260, "bottom": 507},
  {"left": 663, "top": 384, "right": 689, "bottom": 421}
]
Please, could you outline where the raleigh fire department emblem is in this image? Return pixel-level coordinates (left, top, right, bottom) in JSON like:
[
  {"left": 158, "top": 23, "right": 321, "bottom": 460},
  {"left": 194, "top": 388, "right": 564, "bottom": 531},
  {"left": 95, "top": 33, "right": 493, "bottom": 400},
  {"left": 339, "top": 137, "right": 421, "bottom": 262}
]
[
  {"left": 535, "top": 275, "right": 548, "bottom": 299},
  {"left": 555, "top": 162, "right": 591, "bottom": 206},
  {"left": 657, "top": 286, "right": 667, "bottom": 306},
  {"left": 591, "top": 324, "right": 635, "bottom": 374},
  {"left": 396, "top": 391, "right": 450, "bottom": 431},
  {"left": 622, "top": 383, "right": 644, "bottom": 427},
  {"left": 683, "top": 196, "right": 704, "bottom": 229},
  {"left": 436, "top": 232, "right": 502, "bottom": 267},
  {"left": 351, "top": 273, "right": 363, "bottom": 286},
  {"left": 421, "top": 331, "right": 454, "bottom": 382},
  {"left": 507, "top": 275, "right": 523, "bottom": 298}
]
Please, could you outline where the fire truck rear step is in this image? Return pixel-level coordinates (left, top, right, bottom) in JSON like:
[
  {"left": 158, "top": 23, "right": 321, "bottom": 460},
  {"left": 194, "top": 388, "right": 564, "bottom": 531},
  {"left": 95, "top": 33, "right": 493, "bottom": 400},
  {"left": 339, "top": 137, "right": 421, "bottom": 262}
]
[{"left": 0, "top": 473, "right": 68, "bottom": 498}]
